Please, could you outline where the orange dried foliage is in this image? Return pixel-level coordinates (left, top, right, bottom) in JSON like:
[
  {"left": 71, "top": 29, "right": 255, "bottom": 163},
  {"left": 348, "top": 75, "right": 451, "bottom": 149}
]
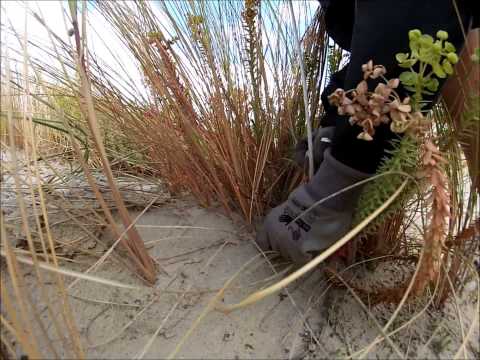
[{"left": 411, "top": 140, "right": 450, "bottom": 295}]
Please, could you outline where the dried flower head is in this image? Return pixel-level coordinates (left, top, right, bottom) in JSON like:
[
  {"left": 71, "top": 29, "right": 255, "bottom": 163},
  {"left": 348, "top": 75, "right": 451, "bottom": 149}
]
[
  {"left": 389, "top": 98, "right": 412, "bottom": 132},
  {"left": 328, "top": 88, "right": 346, "bottom": 107},
  {"left": 328, "top": 60, "right": 422, "bottom": 141},
  {"left": 411, "top": 139, "right": 450, "bottom": 294},
  {"left": 361, "top": 60, "right": 387, "bottom": 80}
]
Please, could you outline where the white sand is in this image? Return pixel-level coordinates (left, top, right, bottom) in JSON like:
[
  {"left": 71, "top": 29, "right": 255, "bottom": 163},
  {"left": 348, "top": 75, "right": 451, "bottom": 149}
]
[
  {"left": 67, "top": 199, "right": 479, "bottom": 359},
  {"left": 2, "top": 190, "right": 479, "bottom": 358}
]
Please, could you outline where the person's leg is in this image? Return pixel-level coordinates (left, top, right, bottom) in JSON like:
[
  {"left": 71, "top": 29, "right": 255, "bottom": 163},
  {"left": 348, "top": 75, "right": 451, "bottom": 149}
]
[
  {"left": 257, "top": 0, "right": 474, "bottom": 264},
  {"left": 295, "top": 66, "right": 348, "bottom": 171},
  {"left": 319, "top": 65, "right": 349, "bottom": 128},
  {"left": 331, "top": 0, "right": 473, "bottom": 174}
]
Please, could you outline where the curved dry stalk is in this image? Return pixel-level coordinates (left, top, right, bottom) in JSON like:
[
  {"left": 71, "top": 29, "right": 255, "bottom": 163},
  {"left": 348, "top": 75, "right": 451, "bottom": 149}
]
[
  {"left": 356, "top": 210, "right": 443, "bottom": 358},
  {"left": 216, "top": 179, "right": 409, "bottom": 314},
  {"left": 249, "top": 239, "right": 328, "bottom": 355},
  {"left": 1, "top": 250, "right": 141, "bottom": 290},
  {"left": 288, "top": 0, "right": 314, "bottom": 179},
  {"left": 290, "top": 171, "right": 415, "bottom": 227},
  {"left": 135, "top": 240, "right": 232, "bottom": 359},
  {"left": 88, "top": 292, "right": 160, "bottom": 349},
  {"left": 348, "top": 260, "right": 480, "bottom": 359},
  {"left": 69, "top": 294, "right": 144, "bottom": 308},
  {"left": 68, "top": 1, "right": 158, "bottom": 284},
  {"left": 0, "top": 328, "right": 17, "bottom": 359},
  {"left": 135, "top": 225, "right": 236, "bottom": 232},
  {"left": 356, "top": 250, "right": 428, "bottom": 358},
  {"left": 453, "top": 271, "right": 480, "bottom": 359},
  {"left": 284, "top": 255, "right": 401, "bottom": 357},
  {"left": 437, "top": 256, "right": 479, "bottom": 359},
  {"left": 3, "top": 38, "right": 78, "bottom": 358},
  {"left": 67, "top": 195, "right": 161, "bottom": 290},
  {"left": 0, "top": 280, "right": 41, "bottom": 359},
  {"left": 20, "top": 20, "right": 86, "bottom": 356},
  {"left": 10, "top": 5, "right": 158, "bottom": 287},
  {"left": 165, "top": 252, "right": 264, "bottom": 360},
  {"left": 329, "top": 271, "right": 405, "bottom": 358},
  {"left": 349, "top": 257, "right": 480, "bottom": 359}
]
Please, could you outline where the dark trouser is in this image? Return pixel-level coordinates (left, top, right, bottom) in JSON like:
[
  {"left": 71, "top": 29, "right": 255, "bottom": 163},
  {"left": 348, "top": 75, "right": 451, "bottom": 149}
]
[{"left": 320, "top": 0, "right": 474, "bottom": 174}]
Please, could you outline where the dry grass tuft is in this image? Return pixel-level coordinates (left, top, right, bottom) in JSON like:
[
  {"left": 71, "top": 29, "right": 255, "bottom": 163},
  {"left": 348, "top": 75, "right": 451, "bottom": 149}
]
[
  {"left": 0, "top": 1, "right": 478, "bottom": 358},
  {"left": 94, "top": 1, "right": 326, "bottom": 222}
]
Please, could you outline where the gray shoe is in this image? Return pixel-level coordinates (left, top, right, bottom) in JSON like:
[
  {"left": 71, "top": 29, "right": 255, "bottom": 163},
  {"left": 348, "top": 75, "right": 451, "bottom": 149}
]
[
  {"left": 294, "top": 126, "right": 335, "bottom": 173},
  {"left": 257, "top": 148, "right": 372, "bottom": 264}
]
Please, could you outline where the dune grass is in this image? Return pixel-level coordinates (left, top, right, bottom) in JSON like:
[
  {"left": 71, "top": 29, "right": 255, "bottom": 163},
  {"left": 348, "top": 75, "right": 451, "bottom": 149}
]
[{"left": 0, "top": 0, "right": 478, "bottom": 358}]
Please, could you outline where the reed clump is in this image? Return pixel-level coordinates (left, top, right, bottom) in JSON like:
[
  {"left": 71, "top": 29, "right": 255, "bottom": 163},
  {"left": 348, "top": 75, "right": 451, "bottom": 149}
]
[{"left": 1, "top": 1, "right": 478, "bottom": 358}]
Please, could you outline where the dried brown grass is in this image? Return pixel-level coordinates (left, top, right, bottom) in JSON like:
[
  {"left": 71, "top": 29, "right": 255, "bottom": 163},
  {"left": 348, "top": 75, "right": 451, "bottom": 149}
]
[
  {"left": 94, "top": 1, "right": 327, "bottom": 222},
  {"left": 0, "top": 1, "right": 478, "bottom": 358}
]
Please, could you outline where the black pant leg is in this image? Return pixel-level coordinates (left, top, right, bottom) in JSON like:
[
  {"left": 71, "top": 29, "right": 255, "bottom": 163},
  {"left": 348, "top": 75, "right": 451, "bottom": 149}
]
[
  {"left": 330, "top": 0, "right": 473, "bottom": 174},
  {"left": 319, "top": 66, "right": 349, "bottom": 128}
]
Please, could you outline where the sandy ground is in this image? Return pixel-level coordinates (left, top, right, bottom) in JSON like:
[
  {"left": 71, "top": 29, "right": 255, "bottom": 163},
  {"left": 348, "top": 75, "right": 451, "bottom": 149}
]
[
  {"left": 1, "top": 169, "right": 479, "bottom": 359},
  {"left": 69, "top": 198, "right": 327, "bottom": 359},
  {"left": 31, "top": 198, "right": 478, "bottom": 359}
]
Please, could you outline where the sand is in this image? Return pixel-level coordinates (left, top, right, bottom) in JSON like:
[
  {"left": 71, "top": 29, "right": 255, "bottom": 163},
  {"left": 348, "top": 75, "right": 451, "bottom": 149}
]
[
  {"left": 69, "top": 198, "right": 326, "bottom": 359},
  {"left": 52, "top": 199, "right": 480, "bottom": 359},
  {"left": 1, "top": 173, "right": 479, "bottom": 359}
]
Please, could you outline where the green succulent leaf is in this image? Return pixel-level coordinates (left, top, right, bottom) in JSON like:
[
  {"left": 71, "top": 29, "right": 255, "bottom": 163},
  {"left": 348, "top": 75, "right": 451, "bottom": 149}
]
[
  {"left": 425, "top": 78, "right": 439, "bottom": 91},
  {"left": 409, "top": 39, "right": 420, "bottom": 57},
  {"left": 408, "top": 29, "right": 422, "bottom": 40},
  {"left": 446, "top": 52, "right": 459, "bottom": 64},
  {"left": 419, "top": 47, "right": 442, "bottom": 65},
  {"left": 398, "top": 29, "right": 459, "bottom": 107},
  {"left": 419, "top": 34, "right": 434, "bottom": 46},
  {"left": 444, "top": 41, "right": 456, "bottom": 53},
  {"left": 396, "top": 53, "right": 409, "bottom": 63},
  {"left": 398, "top": 59, "right": 417, "bottom": 68},
  {"left": 442, "top": 58, "right": 454, "bottom": 75},
  {"left": 436, "top": 30, "right": 448, "bottom": 40},
  {"left": 433, "top": 63, "right": 447, "bottom": 78},
  {"left": 399, "top": 71, "right": 418, "bottom": 86},
  {"left": 418, "top": 101, "right": 429, "bottom": 109}
]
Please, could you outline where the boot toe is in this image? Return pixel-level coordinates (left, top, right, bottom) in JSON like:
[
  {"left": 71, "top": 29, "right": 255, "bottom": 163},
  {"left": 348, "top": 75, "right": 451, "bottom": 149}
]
[
  {"left": 255, "top": 223, "right": 271, "bottom": 252},
  {"left": 258, "top": 205, "right": 311, "bottom": 264}
]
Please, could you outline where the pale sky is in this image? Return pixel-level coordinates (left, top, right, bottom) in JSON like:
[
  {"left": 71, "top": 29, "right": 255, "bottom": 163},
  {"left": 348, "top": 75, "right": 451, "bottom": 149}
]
[
  {"left": 1, "top": 1, "right": 320, "bottom": 101},
  {"left": 1, "top": 0, "right": 148, "bottom": 97}
]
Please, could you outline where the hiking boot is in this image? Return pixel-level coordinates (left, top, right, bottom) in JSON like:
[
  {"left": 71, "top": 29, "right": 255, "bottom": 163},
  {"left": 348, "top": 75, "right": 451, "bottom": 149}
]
[
  {"left": 257, "top": 148, "right": 372, "bottom": 264},
  {"left": 294, "top": 126, "right": 335, "bottom": 173}
]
